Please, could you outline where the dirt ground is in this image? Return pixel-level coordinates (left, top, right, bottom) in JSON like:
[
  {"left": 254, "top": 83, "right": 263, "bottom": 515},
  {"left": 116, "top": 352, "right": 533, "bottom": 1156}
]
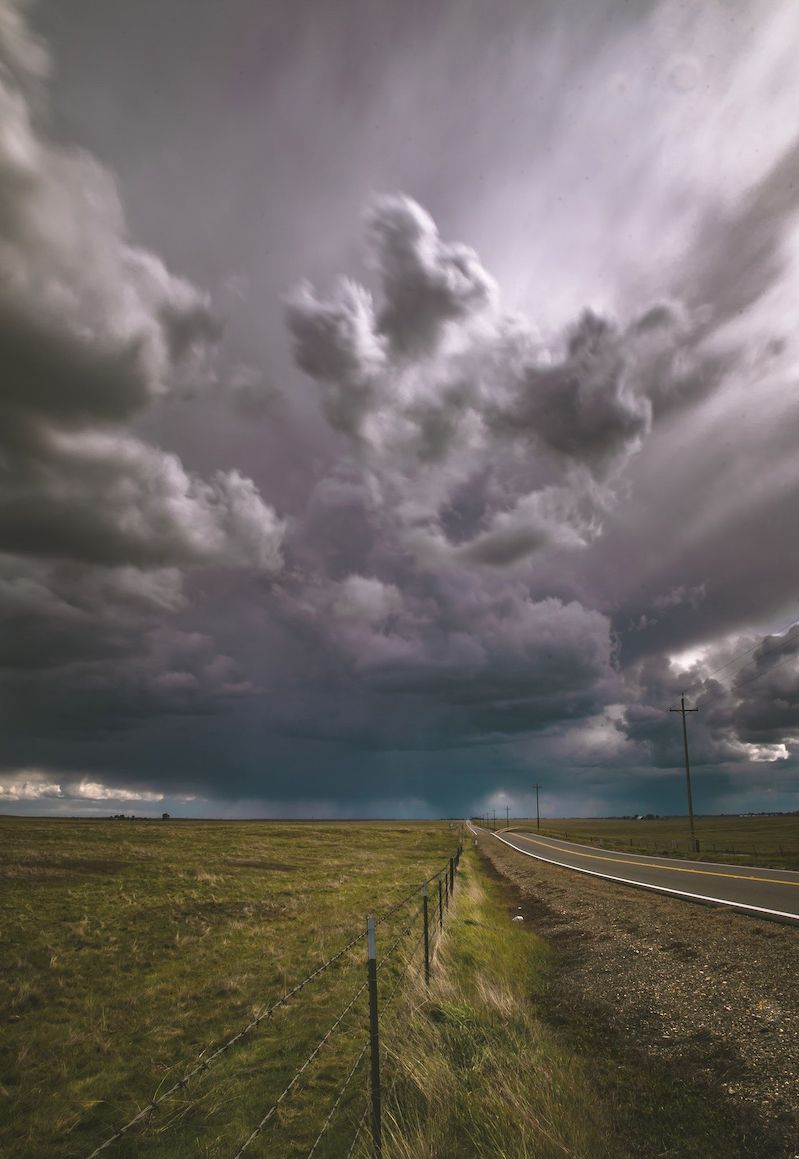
[{"left": 476, "top": 830, "right": 799, "bottom": 1159}]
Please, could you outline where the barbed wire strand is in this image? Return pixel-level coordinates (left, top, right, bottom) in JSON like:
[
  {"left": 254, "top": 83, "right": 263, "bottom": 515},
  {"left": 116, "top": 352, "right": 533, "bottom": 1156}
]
[
  {"left": 377, "top": 909, "right": 423, "bottom": 971},
  {"left": 376, "top": 882, "right": 422, "bottom": 924},
  {"left": 376, "top": 853, "right": 455, "bottom": 924},
  {"left": 84, "top": 927, "right": 368, "bottom": 1159},
  {"left": 383, "top": 928, "right": 425, "bottom": 1011},
  {"left": 304, "top": 1041, "right": 369, "bottom": 1159},
  {"left": 344, "top": 1105, "right": 369, "bottom": 1159},
  {"left": 231, "top": 978, "right": 369, "bottom": 1159}
]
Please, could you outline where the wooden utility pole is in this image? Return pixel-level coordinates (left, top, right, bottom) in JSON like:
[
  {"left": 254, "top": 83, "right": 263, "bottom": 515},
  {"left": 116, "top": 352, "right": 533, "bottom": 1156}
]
[{"left": 669, "top": 694, "right": 699, "bottom": 851}]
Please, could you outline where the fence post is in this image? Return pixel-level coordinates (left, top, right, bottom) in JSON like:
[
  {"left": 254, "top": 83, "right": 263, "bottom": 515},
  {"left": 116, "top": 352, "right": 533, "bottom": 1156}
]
[
  {"left": 444, "top": 867, "right": 449, "bottom": 909},
  {"left": 438, "top": 875, "right": 443, "bottom": 931},
  {"left": 367, "top": 916, "right": 382, "bottom": 1159},
  {"left": 422, "top": 881, "right": 430, "bottom": 986},
  {"left": 449, "top": 856, "right": 454, "bottom": 894}
]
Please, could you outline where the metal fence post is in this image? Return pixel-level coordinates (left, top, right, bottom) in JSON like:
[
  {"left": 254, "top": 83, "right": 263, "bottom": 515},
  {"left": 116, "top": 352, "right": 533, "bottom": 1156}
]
[
  {"left": 422, "top": 881, "right": 430, "bottom": 986},
  {"left": 438, "top": 875, "right": 443, "bottom": 931},
  {"left": 367, "top": 916, "right": 382, "bottom": 1159}
]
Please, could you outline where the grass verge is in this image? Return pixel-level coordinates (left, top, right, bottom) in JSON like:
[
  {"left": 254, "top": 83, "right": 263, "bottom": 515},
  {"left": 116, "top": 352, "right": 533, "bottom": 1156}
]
[{"left": 371, "top": 844, "right": 616, "bottom": 1159}]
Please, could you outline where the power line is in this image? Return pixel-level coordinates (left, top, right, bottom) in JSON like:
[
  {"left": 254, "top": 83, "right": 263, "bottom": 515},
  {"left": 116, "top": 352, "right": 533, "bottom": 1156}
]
[
  {"left": 691, "top": 614, "right": 799, "bottom": 706},
  {"left": 726, "top": 646, "right": 799, "bottom": 698},
  {"left": 702, "top": 621, "right": 796, "bottom": 681},
  {"left": 696, "top": 625, "right": 799, "bottom": 709}
]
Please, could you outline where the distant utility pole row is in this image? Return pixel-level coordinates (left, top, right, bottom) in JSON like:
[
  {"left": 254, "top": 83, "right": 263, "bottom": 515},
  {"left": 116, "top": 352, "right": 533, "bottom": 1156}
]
[
  {"left": 479, "top": 785, "right": 540, "bottom": 832},
  {"left": 482, "top": 701, "right": 697, "bottom": 849}
]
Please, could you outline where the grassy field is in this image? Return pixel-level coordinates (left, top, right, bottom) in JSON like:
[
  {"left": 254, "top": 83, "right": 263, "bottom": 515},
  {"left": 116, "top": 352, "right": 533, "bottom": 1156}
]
[
  {"left": 0, "top": 817, "right": 459, "bottom": 1159},
  {"left": 506, "top": 815, "right": 799, "bottom": 870}
]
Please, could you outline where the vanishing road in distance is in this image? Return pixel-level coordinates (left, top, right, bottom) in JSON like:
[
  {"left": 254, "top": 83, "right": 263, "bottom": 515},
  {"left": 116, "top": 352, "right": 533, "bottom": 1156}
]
[{"left": 487, "top": 829, "right": 799, "bottom": 923}]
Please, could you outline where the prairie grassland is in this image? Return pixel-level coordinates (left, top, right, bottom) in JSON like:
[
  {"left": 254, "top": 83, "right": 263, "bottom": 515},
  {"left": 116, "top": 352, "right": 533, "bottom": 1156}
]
[
  {"left": 370, "top": 845, "right": 617, "bottom": 1159},
  {"left": 511, "top": 814, "right": 799, "bottom": 869},
  {"left": 0, "top": 817, "right": 458, "bottom": 1159}
]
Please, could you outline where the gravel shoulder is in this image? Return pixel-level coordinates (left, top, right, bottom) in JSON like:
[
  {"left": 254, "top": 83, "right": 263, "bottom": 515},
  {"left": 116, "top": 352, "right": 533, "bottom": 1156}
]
[{"left": 477, "top": 830, "right": 799, "bottom": 1159}]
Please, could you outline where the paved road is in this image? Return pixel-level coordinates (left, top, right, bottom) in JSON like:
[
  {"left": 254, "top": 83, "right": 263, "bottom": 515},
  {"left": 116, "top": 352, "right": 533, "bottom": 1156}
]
[{"left": 487, "top": 829, "right": 799, "bottom": 922}]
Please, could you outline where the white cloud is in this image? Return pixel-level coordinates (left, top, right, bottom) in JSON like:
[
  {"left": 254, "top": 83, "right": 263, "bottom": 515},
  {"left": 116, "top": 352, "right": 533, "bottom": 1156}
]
[{"left": 0, "top": 769, "right": 163, "bottom": 802}]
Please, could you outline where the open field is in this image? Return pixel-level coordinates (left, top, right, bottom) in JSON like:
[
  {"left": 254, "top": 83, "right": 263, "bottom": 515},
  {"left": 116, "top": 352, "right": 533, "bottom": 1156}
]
[
  {"left": 0, "top": 817, "right": 458, "bottom": 1159},
  {"left": 507, "top": 815, "right": 799, "bottom": 870}
]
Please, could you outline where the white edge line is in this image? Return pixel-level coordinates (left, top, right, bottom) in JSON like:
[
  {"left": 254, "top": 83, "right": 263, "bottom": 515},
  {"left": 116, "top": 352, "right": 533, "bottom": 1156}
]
[{"left": 490, "top": 831, "right": 799, "bottom": 923}]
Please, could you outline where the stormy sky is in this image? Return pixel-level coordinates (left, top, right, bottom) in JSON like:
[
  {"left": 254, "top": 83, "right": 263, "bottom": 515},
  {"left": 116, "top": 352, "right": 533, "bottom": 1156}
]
[{"left": 2, "top": 0, "right": 799, "bottom": 819}]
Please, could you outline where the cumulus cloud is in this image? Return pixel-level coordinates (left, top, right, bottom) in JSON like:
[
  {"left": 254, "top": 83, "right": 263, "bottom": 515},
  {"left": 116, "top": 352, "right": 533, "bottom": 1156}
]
[
  {"left": 0, "top": 769, "right": 166, "bottom": 803},
  {"left": 0, "top": 2, "right": 284, "bottom": 582},
  {"left": 278, "top": 182, "right": 799, "bottom": 766},
  {"left": 0, "top": 0, "right": 288, "bottom": 766},
  {"left": 286, "top": 195, "right": 710, "bottom": 569},
  {"left": 285, "top": 278, "right": 387, "bottom": 434},
  {"left": 366, "top": 194, "right": 497, "bottom": 355}
]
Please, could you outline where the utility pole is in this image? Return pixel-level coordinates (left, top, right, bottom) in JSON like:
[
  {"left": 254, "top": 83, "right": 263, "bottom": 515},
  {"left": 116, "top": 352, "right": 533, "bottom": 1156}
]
[
  {"left": 492, "top": 808, "right": 496, "bottom": 831},
  {"left": 535, "top": 783, "right": 540, "bottom": 831},
  {"left": 669, "top": 694, "right": 699, "bottom": 851},
  {"left": 505, "top": 804, "right": 509, "bottom": 828}
]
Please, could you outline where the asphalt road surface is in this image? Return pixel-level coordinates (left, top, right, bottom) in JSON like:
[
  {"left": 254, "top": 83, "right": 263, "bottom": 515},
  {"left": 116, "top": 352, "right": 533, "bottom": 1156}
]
[{"left": 488, "top": 829, "right": 799, "bottom": 922}]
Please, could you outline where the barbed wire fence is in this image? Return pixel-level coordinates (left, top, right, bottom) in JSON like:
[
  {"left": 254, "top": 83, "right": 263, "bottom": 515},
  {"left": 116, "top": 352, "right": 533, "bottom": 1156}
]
[{"left": 80, "top": 836, "right": 464, "bottom": 1159}]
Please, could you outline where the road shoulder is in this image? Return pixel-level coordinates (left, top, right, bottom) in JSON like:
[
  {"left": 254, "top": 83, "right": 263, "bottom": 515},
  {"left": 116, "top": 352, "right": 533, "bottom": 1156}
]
[{"left": 476, "top": 831, "right": 799, "bottom": 1159}]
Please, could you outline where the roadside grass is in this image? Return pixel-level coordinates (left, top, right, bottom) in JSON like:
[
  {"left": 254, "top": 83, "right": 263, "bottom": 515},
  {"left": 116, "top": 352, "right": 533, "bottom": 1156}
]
[
  {"left": 370, "top": 845, "right": 617, "bottom": 1159},
  {"left": 509, "top": 815, "right": 799, "bottom": 870},
  {"left": 0, "top": 817, "right": 458, "bottom": 1159}
]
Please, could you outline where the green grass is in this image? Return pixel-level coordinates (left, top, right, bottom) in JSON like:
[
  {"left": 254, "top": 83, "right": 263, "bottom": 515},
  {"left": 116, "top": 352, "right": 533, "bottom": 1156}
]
[
  {"left": 369, "top": 846, "right": 617, "bottom": 1159},
  {"left": 508, "top": 815, "right": 799, "bottom": 870},
  {"left": 0, "top": 817, "right": 459, "bottom": 1159}
]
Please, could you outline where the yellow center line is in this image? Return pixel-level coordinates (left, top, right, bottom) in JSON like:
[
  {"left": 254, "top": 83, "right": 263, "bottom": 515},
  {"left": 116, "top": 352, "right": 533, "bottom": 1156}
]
[{"left": 509, "top": 832, "right": 799, "bottom": 888}]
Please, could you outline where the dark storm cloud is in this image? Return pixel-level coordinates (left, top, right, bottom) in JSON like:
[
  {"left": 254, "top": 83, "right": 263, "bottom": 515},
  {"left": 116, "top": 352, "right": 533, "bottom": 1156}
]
[
  {"left": 0, "top": 3, "right": 284, "bottom": 580},
  {"left": 617, "top": 620, "right": 799, "bottom": 778},
  {"left": 264, "top": 540, "right": 620, "bottom": 752},
  {"left": 619, "top": 654, "right": 741, "bottom": 769},
  {"left": 0, "top": 0, "right": 286, "bottom": 799},
  {"left": 731, "top": 628, "right": 799, "bottom": 746},
  {"left": 5, "top": 0, "right": 799, "bottom": 817}
]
